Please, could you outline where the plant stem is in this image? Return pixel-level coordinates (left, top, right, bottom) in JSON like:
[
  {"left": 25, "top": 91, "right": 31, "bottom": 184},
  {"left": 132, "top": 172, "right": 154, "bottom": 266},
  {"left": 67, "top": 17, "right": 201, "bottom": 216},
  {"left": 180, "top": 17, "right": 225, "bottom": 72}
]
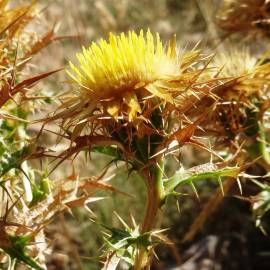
[
  {"left": 259, "top": 121, "right": 270, "bottom": 165},
  {"left": 134, "top": 158, "right": 165, "bottom": 270}
]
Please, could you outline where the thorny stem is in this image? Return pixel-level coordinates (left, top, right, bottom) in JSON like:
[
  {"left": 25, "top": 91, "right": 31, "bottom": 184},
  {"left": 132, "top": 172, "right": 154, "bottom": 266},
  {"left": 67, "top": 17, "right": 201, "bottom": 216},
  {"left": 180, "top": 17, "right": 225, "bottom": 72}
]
[{"left": 134, "top": 158, "right": 165, "bottom": 270}]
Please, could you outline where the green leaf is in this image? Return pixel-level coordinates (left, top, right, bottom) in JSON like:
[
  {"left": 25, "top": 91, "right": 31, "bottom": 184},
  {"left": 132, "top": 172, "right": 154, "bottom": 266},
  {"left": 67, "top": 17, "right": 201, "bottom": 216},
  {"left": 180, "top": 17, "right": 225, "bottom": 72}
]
[
  {"left": 164, "top": 162, "right": 240, "bottom": 196},
  {"left": 0, "top": 145, "right": 32, "bottom": 177},
  {"left": 3, "top": 235, "right": 44, "bottom": 270},
  {"left": 91, "top": 146, "right": 122, "bottom": 159},
  {"left": 29, "top": 178, "right": 50, "bottom": 207},
  {"left": 101, "top": 224, "right": 159, "bottom": 266}
]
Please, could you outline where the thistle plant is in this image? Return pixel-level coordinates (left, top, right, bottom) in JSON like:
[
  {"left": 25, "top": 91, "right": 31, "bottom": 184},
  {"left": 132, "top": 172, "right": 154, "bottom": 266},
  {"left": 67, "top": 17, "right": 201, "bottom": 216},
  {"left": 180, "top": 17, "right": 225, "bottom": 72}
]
[
  {"left": 1, "top": 0, "right": 270, "bottom": 269},
  {"left": 214, "top": 1, "right": 270, "bottom": 236},
  {"left": 182, "top": 46, "right": 270, "bottom": 242},
  {"left": 214, "top": 48, "right": 270, "bottom": 228},
  {"left": 209, "top": 48, "right": 270, "bottom": 145},
  {"left": 45, "top": 29, "right": 248, "bottom": 269}
]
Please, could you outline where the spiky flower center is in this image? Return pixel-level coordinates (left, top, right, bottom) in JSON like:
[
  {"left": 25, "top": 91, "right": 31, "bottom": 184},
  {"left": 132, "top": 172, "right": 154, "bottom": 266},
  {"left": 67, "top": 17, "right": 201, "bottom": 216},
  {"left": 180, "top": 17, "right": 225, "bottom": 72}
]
[{"left": 68, "top": 30, "right": 179, "bottom": 99}]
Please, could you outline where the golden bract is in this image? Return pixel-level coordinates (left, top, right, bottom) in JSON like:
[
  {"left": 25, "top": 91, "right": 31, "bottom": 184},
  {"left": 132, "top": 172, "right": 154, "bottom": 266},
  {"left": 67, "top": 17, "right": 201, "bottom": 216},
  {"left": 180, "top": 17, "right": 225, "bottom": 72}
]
[
  {"left": 67, "top": 30, "right": 181, "bottom": 120},
  {"left": 215, "top": 49, "right": 257, "bottom": 77},
  {"left": 214, "top": 48, "right": 270, "bottom": 96}
]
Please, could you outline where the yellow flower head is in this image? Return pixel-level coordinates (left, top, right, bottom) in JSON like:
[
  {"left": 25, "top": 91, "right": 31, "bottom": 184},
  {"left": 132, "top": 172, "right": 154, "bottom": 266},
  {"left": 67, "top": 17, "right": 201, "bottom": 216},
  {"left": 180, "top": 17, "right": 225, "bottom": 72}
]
[
  {"left": 53, "top": 29, "right": 212, "bottom": 147},
  {"left": 214, "top": 48, "right": 270, "bottom": 96},
  {"left": 67, "top": 29, "right": 181, "bottom": 120},
  {"left": 215, "top": 48, "right": 257, "bottom": 77}
]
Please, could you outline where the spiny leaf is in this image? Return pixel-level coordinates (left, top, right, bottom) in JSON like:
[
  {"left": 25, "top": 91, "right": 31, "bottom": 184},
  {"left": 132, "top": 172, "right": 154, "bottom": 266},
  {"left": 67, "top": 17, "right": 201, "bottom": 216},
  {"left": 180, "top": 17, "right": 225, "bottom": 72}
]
[
  {"left": 164, "top": 162, "right": 241, "bottom": 196},
  {"left": 3, "top": 235, "right": 44, "bottom": 270},
  {"left": 0, "top": 145, "right": 32, "bottom": 177}
]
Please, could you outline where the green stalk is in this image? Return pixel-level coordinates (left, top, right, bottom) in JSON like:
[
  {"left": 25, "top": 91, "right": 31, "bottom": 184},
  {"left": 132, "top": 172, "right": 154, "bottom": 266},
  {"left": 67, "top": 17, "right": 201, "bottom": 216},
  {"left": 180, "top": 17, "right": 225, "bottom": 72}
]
[
  {"left": 134, "top": 158, "right": 165, "bottom": 270},
  {"left": 142, "top": 160, "right": 165, "bottom": 231},
  {"left": 258, "top": 122, "right": 270, "bottom": 165}
]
